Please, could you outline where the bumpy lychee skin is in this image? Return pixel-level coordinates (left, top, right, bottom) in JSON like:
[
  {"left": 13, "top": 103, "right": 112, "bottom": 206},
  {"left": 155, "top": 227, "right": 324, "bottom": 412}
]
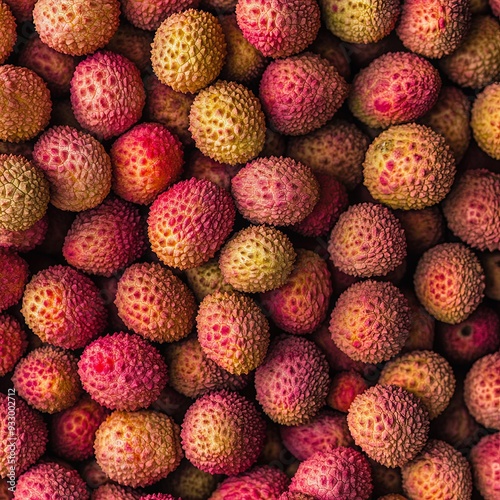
[
  {"left": 402, "top": 289, "right": 436, "bottom": 353},
  {"left": 181, "top": 390, "right": 266, "bottom": 475},
  {"left": 115, "top": 262, "right": 196, "bottom": 344},
  {"left": 464, "top": 352, "right": 500, "bottom": 429},
  {"left": 379, "top": 350, "right": 455, "bottom": 419},
  {"left": 0, "top": 154, "right": 49, "bottom": 232},
  {"left": 259, "top": 249, "right": 332, "bottom": 335},
  {"left": 0, "top": 213, "right": 47, "bottom": 252},
  {"left": 33, "top": 0, "right": 119, "bottom": 56},
  {"left": 0, "top": 65, "right": 51, "bottom": 143},
  {"left": 0, "top": 314, "right": 27, "bottom": 376},
  {"left": 12, "top": 346, "right": 82, "bottom": 414},
  {"left": 280, "top": 410, "right": 353, "bottom": 461},
  {"left": 287, "top": 120, "right": 370, "bottom": 191},
  {"left": 414, "top": 242, "right": 485, "bottom": 324},
  {"left": 70, "top": 51, "right": 146, "bottom": 140},
  {"left": 259, "top": 53, "right": 349, "bottom": 136},
  {"left": 437, "top": 305, "right": 500, "bottom": 364},
  {"left": 440, "top": 15, "right": 500, "bottom": 88},
  {"left": 319, "top": 0, "right": 400, "bottom": 43},
  {"left": 279, "top": 493, "right": 315, "bottom": 500},
  {"left": 349, "top": 53, "right": 441, "bottom": 129},
  {"left": 289, "top": 448, "right": 373, "bottom": 500},
  {"left": 33, "top": 126, "right": 112, "bottom": 212},
  {"left": 189, "top": 80, "right": 266, "bottom": 165},
  {"left": 363, "top": 123, "right": 456, "bottom": 210},
  {"left": 196, "top": 291, "right": 270, "bottom": 375},
  {"left": 21, "top": 265, "right": 107, "bottom": 349},
  {"left": 151, "top": 9, "right": 226, "bottom": 94},
  {"left": 396, "top": 0, "right": 471, "bottom": 58},
  {"left": 95, "top": 410, "right": 183, "bottom": 488},
  {"left": 0, "top": 1, "right": 16, "bottom": 64},
  {"left": 209, "top": 466, "right": 289, "bottom": 500},
  {"left": 3, "top": 0, "right": 35, "bottom": 21},
  {"left": 92, "top": 483, "right": 141, "bottom": 500},
  {"left": 329, "top": 280, "right": 411, "bottom": 364},
  {"left": 471, "top": 82, "right": 500, "bottom": 160},
  {"left": 327, "top": 371, "right": 369, "bottom": 413},
  {"left": 347, "top": 385, "right": 430, "bottom": 468},
  {"left": 185, "top": 258, "right": 235, "bottom": 301},
  {"left": 111, "top": 122, "right": 184, "bottom": 205},
  {"left": 420, "top": 86, "right": 471, "bottom": 163},
  {"left": 166, "top": 336, "right": 248, "bottom": 398},
  {"left": 51, "top": 395, "right": 110, "bottom": 462},
  {"left": 470, "top": 432, "right": 500, "bottom": 500},
  {"left": 231, "top": 156, "right": 319, "bottom": 226},
  {"left": 401, "top": 440, "right": 472, "bottom": 500},
  {"left": 254, "top": 335, "right": 330, "bottom": 425},
  {"left": 0, "top": 394, "right": 47, "bottom": 477},
  {"left": 443, "top": 169, "right": 500, "bottom": 251},
  {"left": 78, "top": 332, "right": 168, "bottom": 411},
  {"left": 184, "top": 150, "right": 234, "bottom": 192},
  {"left": 0, "top": 250, "right": 28, "bottom": 312},
  {"left": 219, "top": 225, "right": 296, "bottom": 293},
  {"left": 166, "top": 461, "right": 220, "bottom": 500},
  {"left": 15, "top": 462, "right": 89, "bottom": 500},
  {"left": 140, "top": 495, "right": 179, "bottom": 500},
  {"left": 63, "top": 197, "right": 147, "bottom": 277},
  {"left": 148, "top": 178, "right": 236, "bottom": 270},
  {"left": 328, "top": 203, "right": 407, "bottom": 278},
  {"left": 236, "top": 0, "right": 320, "bottom": 58},
  {"left": 121, "top": 0, "right": 199, "bottom": 31}
]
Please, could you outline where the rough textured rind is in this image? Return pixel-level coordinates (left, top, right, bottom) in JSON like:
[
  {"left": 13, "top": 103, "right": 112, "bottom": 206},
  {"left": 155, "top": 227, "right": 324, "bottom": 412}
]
[
  {"left": 0, "top": 154, "right": 49, "bottom": 232},
  {"left": 0, "top": 394, "right": 47, "bottom": 477},
  {"left": 401, "top": 440, "right": 472, "bottom": 500},
  {"left": 347, "top": 385, "right": 430, "bottom": 468},
  {"left": 63, "top": 197, "right": 147, "bottom": 277},
  {"left": 287, "top": 120, "right": 370, "bottom": 191},
  {"left": 470, "top": 432, "right": 500, "bottom": 500},
  {"left": 329, "top": 280, "right": 411, "bottom": 364},
  {"left": 319, "top": 0, "right": 400, "bottom": 43},
  {"left": 70, "top": 51, "right": 146, "bottom": 140},
  {"left": 3, "top": 0, "right": 35, "bottom": 22},
  {"left": 327, "top": 371, "right": 369, "bottom": 413},
  {"left": 363, "top": 123, "right": 456, "bottom": 210},
  {"left": 111, "top": 122, "right": 184, "bottom": 205},
  {"left": 218, "top": 225, "right": 296, "bottom": 293},
  {"left": 51, "top": 395, "right": 110, "bottom": 461},
  {"left": 414, "top": 243, "right": 485, "bottom": 324},
  {"left": 181, "top": 390, "right": 266, "bottom": 475},
  {"left": 0, "top": 214, "right": 48, "bottom": 252},
  {"left": 396, "top": 0, "right": 471, "bottom": 58},
  {"left": 328, "top": 203, "right": 406, "bottom": 278},
  {"left": 115, "top": 262, "right": 196, "bottom": 343},
  {"left": 289, "top": 448, "right": 373, "bottom": 500},
  {"left": 185, "top": 258, "right": 235, "bottom": 301},
  {"left": 189, "top": 80, "right": 266, "bottom": 165},
  {"left": 236, "top": 0, "right": 320, "bottom": 58},
  {"left": 443, "top": 168, "right": 500, "bottom": 251},
  {"left": 151, "top": 9, "right": 226, "bottom": 94},
  {"left": 402, "top": 289, "right": 436, "bottom": 353},
  {"left": 196, "top": 291, "right": 270, "bottom": 375},
  {"left": 0, "top": 1, "right": 16, "bottom": 64},
  {"left": 121, "top": 0, "right": 200, "bottom": 31},
  {"left": 21, "top": 265, "right": 107, "bottom": 349},
  {"left": 440, "top": 15, "right": 500, "bottom": 88},
  {"left": 14, "top": 462, "right": 89, "bottom": 500},
  {"left": 12, "top": 345, "right": 82, "bottom": 414},
  {"left": 0, "top": 250, "right": 28, "bottom": 312},
  {"left": 0, "top": 314, "right": 27, "bottom": 376},
  {"left": 280, "top": 410, "right": 353, "bottom": 461},
  {"left": 184, "top": 150, "right": 234, "bottom": 191},
  {"left": 231, "top": 156, "right": 319, "bottom": 226},
  {"left": 260, "top": 249, "right": 332, "bottom": 335},
  {"left": 147, "top": 178, "right": 236, "bottom": 270},
  {"left": 254, "top": 335, "right": 330, "bottom": 425},
  {"left": 0, "top": 65, "right": 51, "bottom": 143},
  {"left": 349, "top": 52, "right": 441, "bottom": 129},
  {"left": 259, "top": 53, "right": 349, "bottom": 136},
  {"left": 420, "top": 86, "right": 471, "bottom": 163},
  {"left": 471, "top": 83, "right": 500, "bottom": 160},
  {"left": 166, "top": 336, "right": 248, "bottom": 398},
  {"left": 379, "top": 350, "right": 455, "bottom": 419},
  {"left": 91, "top": 483, "right": 142, "bottom": 500},
  {"left": 33, "top": 126, "right": 111, "bottom": 212},
  {"left": 209, "top": 466, "right": 289, "bottom": 500},
  {"left": 33, "top": 0, "right": 119, "bottom": 56},
  {"left": 78, "top": 332, "right": 168, "bottom": 411},
  {"left": 94, "top": 410, "right": 183, "bottom": 487},
  {"left": 464, "top": 352, "right": 500, "bottom": 430}
]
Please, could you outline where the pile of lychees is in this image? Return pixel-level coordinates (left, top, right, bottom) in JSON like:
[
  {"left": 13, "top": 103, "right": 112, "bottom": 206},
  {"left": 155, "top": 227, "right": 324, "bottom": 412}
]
[{"left": 0, "top": 0, "right": 500, "bottom": 498}]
